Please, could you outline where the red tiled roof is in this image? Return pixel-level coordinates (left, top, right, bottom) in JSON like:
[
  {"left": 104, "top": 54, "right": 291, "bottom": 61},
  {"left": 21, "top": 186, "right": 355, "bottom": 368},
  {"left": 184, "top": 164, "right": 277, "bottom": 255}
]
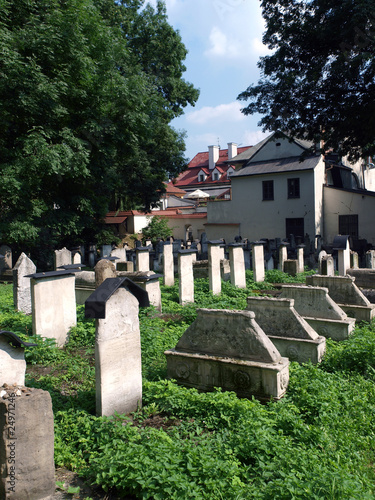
[
  {"left": 104, "top": 216, "right": 127, "bottom": 224},
  {"left": 164, "top": 182, "right": 186, "bottom": 196},
  {"left": 174, "top": 146, "right": 251, "bottom": 188}
]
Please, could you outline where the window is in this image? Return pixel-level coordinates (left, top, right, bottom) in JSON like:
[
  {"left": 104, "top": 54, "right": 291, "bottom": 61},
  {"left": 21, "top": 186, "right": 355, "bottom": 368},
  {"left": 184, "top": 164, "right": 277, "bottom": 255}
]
[
  {"left": 286, "top": 218, "right": 304, "bottom": 238},
  {"left": 288, "top": 178, "right": 300, "bottom": 198},
  {"left": 262, "top": 180, "right": 274, "bottom": 200},
  {"left": 198, "top": 173, "right": 205, "bottom": 182},
  {"left": 212, "top": 171, "right": 220, "bottom": 181},
  {"left": 339, "top": 214, "right": 358, "bottom": 240}
]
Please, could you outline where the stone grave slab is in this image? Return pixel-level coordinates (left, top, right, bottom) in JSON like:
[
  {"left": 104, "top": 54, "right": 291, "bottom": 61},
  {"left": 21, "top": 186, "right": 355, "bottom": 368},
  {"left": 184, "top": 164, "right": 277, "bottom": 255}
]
[
  {"left": 165, "top": 308, "right": 289, "bottom": 400},
  {"left": 54, "top": 247, "right": 72, "bottom": 270},
  {"left": 0, "top": 331, "right": 36, "bottom": 386},
  {"left": 246, "top": 297, "right": 325, "bottom": 364},
  {"left": 12, "top": 253, "right": 36, "bottom": 314}
]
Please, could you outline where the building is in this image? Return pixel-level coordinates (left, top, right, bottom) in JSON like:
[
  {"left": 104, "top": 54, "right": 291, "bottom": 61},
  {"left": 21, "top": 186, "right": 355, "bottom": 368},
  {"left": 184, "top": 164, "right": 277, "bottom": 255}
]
[
  {"left": 173, "top": 142, "right": 251, "bottom": 200},
  {"left": 205, "top": 132, "right": 375, "bottom": 248}
]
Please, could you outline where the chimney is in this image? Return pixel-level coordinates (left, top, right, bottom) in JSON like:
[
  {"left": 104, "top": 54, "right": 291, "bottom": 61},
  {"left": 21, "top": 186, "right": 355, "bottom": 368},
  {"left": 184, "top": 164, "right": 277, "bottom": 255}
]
[
  {"left": 227, "top": 142, "right": 238, "bottom": 161},
  {"left": 208, "top": 145, "right": 220, "bottom": 170}
]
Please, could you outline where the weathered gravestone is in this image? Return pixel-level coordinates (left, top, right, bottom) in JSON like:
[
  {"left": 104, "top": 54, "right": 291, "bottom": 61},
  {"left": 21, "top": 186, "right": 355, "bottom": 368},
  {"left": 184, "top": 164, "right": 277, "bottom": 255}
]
[
  {"left": 228, "top": 244, "right": 246, "bottom": 289},
  {"left": 278, "top": 242, "right": 289, "bottom": 271},
  {"left": 165, "top": 308, "right": 289, "bottom": 400},
  {"left": 0, "top": 245, "right": 12, "bottom": 271},
  {"left": 163, "top": 243, "right": 174, "bottom": 287},
  {"left": 27, "top": 270, "right": 77, "bottom": 347},
  {"left": 246, "top": 297, "right": 326, "bottom": 364},
  {"left": 252, "top": 242, "right": 265, "bottom": 282},
  {"left": 74, "top": 270, "right": 96, "bottom": 305},
  {"left": 12, "top": 253, "right": 36, "bottom": 315},
  {"left": 0, "top": 331, "right": 36, "bottom": 386},
  {"left": 280, "top": 285, "right": 356, "bottom": 341},
  {"left": 54, "top": 247, "right": 72, "bottom": 270},
  {"left": 0, "top": 331, "right": 54, "bottom": 500},
  {"left": 95, "top": 259, "right": 116, "bottom": 287},
  {"left": 178, "top": 249, "right": 196, "bottom": 304},
  {"left": 366, "top": 250, "right": 375, "bottom": 269},
  {"left": 111, "top": 247, "right": 127, "bottom": 266},
  {"left": 208, "top": 241, "right": 223, "bottom": 295},
  {"left": 136, "top": 247, "right": 150, "bottom": 272},
  {"left": 306, "top": 274, "right": 375, "bottom": 322},
  {"left": 283, "top": 259, "right": 299, "bottom": 277},
  {"left": 332, "top": 235, "right": 350, "bottom": 276},
  {"left": 85, "top": 278, "right": 149, "bottom": 416}
]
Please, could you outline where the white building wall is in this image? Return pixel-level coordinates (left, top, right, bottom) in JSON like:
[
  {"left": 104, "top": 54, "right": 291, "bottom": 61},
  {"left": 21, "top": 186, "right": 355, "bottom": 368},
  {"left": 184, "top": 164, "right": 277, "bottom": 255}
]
[
  {"left": 323, "top": 186, "right": 375, "bottom": 246},
  {"left": 249, "top": 136, "right": 307, "bottom": 163},
  {"left": 207, "top": 169, "right": 318, "bottom": 242}
]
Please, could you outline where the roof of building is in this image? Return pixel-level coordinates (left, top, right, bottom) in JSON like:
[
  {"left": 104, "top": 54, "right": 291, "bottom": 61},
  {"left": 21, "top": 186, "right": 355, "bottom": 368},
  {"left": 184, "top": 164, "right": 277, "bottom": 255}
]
[
  {"left": 231, "top": 155, "right": 322, "bottom": 178},
  {"left": 174, "top": 145, "right": 251, "bottom": 189},
  {"left": 163, "top": 182, "right": 187, "bottom": 196}
]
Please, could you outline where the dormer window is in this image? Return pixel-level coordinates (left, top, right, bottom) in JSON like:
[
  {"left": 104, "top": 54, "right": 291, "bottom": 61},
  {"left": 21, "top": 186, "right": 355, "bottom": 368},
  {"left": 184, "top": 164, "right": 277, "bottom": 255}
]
[
  {"left": 212, "top": 168, "right": 221, "bottom": 181},
  {"left": 198, "top": 170, "right": 207, "bottom": 182},
  {"left": 227, "top": 167, "right": 235, "bottom": 178}
]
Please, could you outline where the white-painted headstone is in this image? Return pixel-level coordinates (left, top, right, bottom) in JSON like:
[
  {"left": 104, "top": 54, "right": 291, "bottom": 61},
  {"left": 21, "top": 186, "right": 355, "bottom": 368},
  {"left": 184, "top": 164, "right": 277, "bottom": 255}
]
[
  {"left": 178, "top": 250, "right": 194, "bottom": 304},
  {"left": 228, "top": 244, "right": 246, "bottom": 289}
]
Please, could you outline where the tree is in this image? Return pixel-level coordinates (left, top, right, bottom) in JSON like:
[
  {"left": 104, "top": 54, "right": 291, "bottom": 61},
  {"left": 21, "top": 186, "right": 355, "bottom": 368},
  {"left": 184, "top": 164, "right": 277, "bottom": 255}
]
[
  {"left": 0, "top": 0, "right": 198, "bottom": 263},
  {"left": 238, "top": 0, "right": 375, "bottom": 160},
  {"left": 142, "top": 215, "right": 172, "bottom": 246}
]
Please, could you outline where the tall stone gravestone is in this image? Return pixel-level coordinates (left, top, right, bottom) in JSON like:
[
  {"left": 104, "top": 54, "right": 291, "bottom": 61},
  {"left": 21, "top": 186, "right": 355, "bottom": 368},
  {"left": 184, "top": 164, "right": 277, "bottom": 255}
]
[
  {"left": 208, "top": 241, "right": 223, "bottom": 295},
  {"left": 136, "top": 247, "right": 150, "bottom": 272},
  {"left": 333, "top": 235, "right": 350, "bottom": 276},
  {"left": 178, "top": 250, "right": 195, "bottom": 304},
  {"left": 13, "top": 253, "right": 36, "bottom": 314},
  {"left": 228, "top": 244, "right": 246, "bottom": 289},
  {"left": 28, "top": 271, "right": 77, "bottom": 347},
  {"left": 252, "top": 242, "right": 265, "bottom": 282},
  {"left": 85, "top": 278, "right": 149, "bottom": 416},
  {"left": 163, "top": 243, "right": 174, "bottom": 287}
]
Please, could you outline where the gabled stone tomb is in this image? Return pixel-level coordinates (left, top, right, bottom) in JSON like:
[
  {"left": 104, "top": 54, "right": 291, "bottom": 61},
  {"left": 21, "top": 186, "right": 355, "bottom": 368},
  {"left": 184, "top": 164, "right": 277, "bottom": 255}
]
[
  {"left": 306, "top": 275, "right": 375, "bottom": 322},
  {"left": 280, "top": 285, "right": 355, "bottom": 341},
  {"left": 165, "top": 308, "right": 289, "bottom": 400},
  {"left": 246, "top": 296, "right": 326, "bottom": 364}
]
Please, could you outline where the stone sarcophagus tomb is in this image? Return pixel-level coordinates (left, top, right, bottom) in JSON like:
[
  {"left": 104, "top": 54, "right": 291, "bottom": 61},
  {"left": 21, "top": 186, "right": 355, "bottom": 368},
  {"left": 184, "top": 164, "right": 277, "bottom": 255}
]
[{"left": 165, "top": 308, "right": 289, "bottom": 400}]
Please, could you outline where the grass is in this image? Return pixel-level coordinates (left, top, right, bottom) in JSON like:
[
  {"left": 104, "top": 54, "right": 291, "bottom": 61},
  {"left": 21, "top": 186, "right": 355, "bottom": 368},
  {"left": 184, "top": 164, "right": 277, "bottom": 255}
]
[{"left": 1, "top": 269, "right": 375, "bottom": 499}]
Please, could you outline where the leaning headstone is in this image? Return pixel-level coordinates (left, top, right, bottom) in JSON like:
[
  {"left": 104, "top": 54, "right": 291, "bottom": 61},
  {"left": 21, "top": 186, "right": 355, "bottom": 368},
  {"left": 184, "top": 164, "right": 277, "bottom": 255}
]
[
  {"left": 136, "top": 247, "right": 150, "bottom": 272},
  {"left": 0, "top": 386, "right": 55, "bottom": 500},
  {"left": 280, "top": 285, "right": 355, "bottom": 341},
  {"left": 208, "top": 241, "right": 223, "bottom": 295},
  {"left": 28, "top": 270, "right": 77, "bottom": 347},
  {"left": 54, "top": 247, "right": 72, "bottom": 270},
  {"left": 246, "top": 297, "right": 326, "bottom": 363},
  {"left": 163, "top": 243, "right": 174, "bottom": 287},
  {"left": 165, "top": 308, "right": 289, "bottom": 400},
  {"left": 95, "top": 259, "right": 116, "bottom": 287},
  {"left": 0, "top": 331, "right": 36, "bottom": 386},
  {"left": 252, "top": 242, "right": 265, "bottom": 282},
  {"left": 178, "top": 250, "right": 195, "bottom": 304},
  {"left": 13, "top": 253, "right": 36, "bottom": 314},
  {"left": 228, "top": 244, "right": 246, "bottom": 289},
  {"left": 85, "top": 278, "right": 146, "bottom": 416}
]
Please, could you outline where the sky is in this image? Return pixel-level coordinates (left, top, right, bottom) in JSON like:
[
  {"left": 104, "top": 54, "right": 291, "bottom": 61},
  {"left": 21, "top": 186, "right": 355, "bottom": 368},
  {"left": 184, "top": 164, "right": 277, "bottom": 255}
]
[{"left": 148, "top": 0, "right": 270, "bottom": 160}]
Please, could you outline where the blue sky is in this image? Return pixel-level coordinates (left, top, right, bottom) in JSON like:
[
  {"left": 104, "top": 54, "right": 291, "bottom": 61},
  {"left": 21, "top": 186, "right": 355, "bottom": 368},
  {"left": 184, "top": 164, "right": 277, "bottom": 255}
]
[{"left": 149, "top": 0, "right": 270, "bottom": 160}]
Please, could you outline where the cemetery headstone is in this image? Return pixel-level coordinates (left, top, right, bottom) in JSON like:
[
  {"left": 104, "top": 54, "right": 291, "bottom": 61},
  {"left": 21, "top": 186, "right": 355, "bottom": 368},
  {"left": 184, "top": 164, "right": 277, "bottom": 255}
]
[
  {"left": 0, "top": 331, "right": 36, "bottom": 386},
  {"left": 0, "top": 245, "right": 12, "bottom": 271},
  {"left": 13, "top": 253, "right": 36, "bottom": 314},
  {"left": 85, "top": 278, "right": 147, "bottom": 416},
  {"left": 54, "top": 247, "right": 72, "bottom": 270},
  {"left": 228, "top": 244, "right": 246, "bottom": 289},
  {"left": 252, "top": 242, "right": 265, "bottom": 282},
  {"left": 163, "top": 243, "right": 174, "bottom": 287},
  {"left": 333, "top": 235, "right": 350, "bottom": 276},
  {"left": 208, "top": 241, "right": 223, "bottom": 295},
  {"left": 178, "top": 250, "right": 195, "bottom": 304},
  {"left": 136, "top": 247, "right": 150, "bottom": 272}
]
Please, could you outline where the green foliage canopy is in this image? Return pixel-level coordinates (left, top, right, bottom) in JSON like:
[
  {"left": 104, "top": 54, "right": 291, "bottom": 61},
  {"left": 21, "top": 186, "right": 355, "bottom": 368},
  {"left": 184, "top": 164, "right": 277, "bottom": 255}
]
[
  {"left": 238, "top": 0, "right": 375, "bottom": 160},
  {"left": 141, "top": 215, "right": 172, "bottom": 245},
  {"left": 0, "top": 0, "right": 198, "bottom": 256}
]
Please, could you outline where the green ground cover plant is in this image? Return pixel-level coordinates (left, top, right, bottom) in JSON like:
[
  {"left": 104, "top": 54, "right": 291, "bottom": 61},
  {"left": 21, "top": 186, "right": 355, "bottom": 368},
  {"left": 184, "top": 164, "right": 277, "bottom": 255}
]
[{"left": 1, "top": 270, "right": 375, "bottom": 499}]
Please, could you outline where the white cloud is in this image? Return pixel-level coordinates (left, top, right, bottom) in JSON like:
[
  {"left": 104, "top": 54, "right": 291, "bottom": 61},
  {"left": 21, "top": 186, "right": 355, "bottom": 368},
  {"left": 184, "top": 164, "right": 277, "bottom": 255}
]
[
  {"left": 242, "top": 129, "right": 268, "bottom": 146},
  {"left": 186, "top": 101, "right": 245, "bottom": 125},
  {"left": 204, "top": 27, "right": 241, "bottom": 59}
]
